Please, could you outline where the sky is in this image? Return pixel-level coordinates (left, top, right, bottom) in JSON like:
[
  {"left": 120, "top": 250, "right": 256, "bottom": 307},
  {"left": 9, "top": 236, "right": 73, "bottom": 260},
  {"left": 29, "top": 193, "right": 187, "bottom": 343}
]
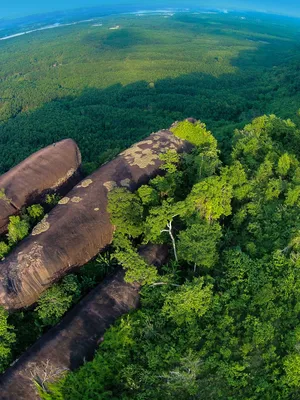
[{"left": 1, "top": 0, "right": 300, "bottom": 19}]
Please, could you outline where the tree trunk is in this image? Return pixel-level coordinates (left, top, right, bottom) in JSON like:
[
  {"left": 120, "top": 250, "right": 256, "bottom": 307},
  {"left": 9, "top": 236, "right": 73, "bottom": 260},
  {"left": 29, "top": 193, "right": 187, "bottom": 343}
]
[
  {"left": 167, "top": 221, "right": 178, "bottom": 262},
  {"left": 161, "top": 217, "right": 178, "bottom": 262}
]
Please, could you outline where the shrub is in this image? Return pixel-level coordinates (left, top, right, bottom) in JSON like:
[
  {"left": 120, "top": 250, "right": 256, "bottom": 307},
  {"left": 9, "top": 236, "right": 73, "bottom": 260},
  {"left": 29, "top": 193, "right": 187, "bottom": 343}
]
[{"left": 7, "top": 216, "right": 30, "bottom": 245}]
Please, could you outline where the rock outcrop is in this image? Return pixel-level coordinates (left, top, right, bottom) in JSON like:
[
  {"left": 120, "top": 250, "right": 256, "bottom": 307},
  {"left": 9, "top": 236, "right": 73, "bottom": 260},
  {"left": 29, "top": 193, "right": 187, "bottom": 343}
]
[
  {"left": 0, "top": 245, "right": 168, "bottom": 400},
  {"left": 0, "top": 129, "right": 192, "bottom": 311},
  {"left": 0, "top": 139, "right": 82, "bottom": 235}
]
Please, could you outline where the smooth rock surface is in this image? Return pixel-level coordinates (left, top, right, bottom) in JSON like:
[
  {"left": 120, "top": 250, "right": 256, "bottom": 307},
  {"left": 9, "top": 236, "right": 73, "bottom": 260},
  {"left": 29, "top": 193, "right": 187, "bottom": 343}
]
[{"left": 0, "top": 139, "right": 82, "bottom": 235}]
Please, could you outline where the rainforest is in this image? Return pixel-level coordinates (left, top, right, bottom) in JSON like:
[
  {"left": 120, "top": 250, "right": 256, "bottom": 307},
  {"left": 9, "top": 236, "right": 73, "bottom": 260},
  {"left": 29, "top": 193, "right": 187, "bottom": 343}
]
[{"left": 1, "top": 6, "right": 300, "bottom": 400}]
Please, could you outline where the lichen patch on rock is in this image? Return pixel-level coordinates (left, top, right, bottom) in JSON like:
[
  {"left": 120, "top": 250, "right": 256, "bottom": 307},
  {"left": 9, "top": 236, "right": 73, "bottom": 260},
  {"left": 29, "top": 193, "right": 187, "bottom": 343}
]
[
  {"left": 32, "top": 215, "right": 50, "bottom": 236},
  {"left": 77, "top": 179, "right": 93, "bottom": 188},
  {"left": 58, "top": 197, "right": 70, "bottom": 205},
  {"left": 51, "top": 168, "right": 76, "bottom": 189},
  {"left": 71, "top": 197, "right": 82, "bottom": 203},
  {"left": 152, "top": 135, "right": 161, "bottom": 141},
  {"left": 121, "top": 144, "right": 159, "bottom": 169},
  {"left": 141, "top": 140, "right": 153, "bottom": 145},
  {"left": 120, "top": 178, "right": 131, "bottom": 188},
  {"left": 103, "top": 181, "right": 117, "bottom": 192}
]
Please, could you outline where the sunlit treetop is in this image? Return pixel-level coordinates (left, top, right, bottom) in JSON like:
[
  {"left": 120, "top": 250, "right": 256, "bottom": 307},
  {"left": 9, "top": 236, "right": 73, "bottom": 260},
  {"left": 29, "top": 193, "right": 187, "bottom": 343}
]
[{"left": 171, "top": 120, "right": 217, "bottom": 149}]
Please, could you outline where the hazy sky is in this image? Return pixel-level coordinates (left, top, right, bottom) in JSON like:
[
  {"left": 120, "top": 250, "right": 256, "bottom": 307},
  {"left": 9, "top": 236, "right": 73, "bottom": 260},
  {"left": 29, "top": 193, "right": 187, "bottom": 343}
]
[{"left": 1, "top": 0, "right": 300, "bottom": 19}]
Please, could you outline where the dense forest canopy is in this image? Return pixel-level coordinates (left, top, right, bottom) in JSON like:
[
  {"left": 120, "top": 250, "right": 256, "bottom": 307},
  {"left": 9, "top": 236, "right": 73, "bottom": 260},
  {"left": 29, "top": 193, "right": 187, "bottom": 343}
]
[
  {"left": 1, "top": 12, "right": 300, "bottom": 173},
  {"left": 2, "top": 8, "right": 300, "bottom": 400}
]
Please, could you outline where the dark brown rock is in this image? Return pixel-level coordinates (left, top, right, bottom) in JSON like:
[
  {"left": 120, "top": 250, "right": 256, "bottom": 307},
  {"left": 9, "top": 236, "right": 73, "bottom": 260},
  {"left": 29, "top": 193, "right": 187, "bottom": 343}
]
[
  {"left": 0, "top": 139, "right": 82, "bottom": 235},
  {"left": 0, "top": 245, "right": 168, "bottom": 400},
  {"left": 0, "top": 130, "right": 192, "bottom": 311},
  {"left": 186, "top": 117, "right": 197, "bottom": 124}
]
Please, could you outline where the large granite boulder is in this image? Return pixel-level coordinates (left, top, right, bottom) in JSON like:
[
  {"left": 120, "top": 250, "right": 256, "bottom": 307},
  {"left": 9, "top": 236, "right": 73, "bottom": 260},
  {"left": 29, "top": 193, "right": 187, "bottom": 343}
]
[
  {"left": 0, "top": 245, "right": 168, "bottom": 400},
  {"left": 0, "top": 130, "right": 192, "bottom": 311},
  {"left": 0, "top": 139, "right": 82, "bottom": 235}
]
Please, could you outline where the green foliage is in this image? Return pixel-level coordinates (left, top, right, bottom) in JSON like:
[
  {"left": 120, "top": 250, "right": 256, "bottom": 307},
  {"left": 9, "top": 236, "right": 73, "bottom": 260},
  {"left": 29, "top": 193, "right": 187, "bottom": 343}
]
[
  {"left": 107, "top": 188, "right": 144, "bottom": 238},
  {"left": 2, "top": 12, "right": 300, "bottom": 174},
  {"left": 137, "top": 185, "right": 159, "bottom": 207},
  {"left": 45, "top": 194, "right": 61, "bottom": 206},
  {"left": 283, "top": 354, "right": 300, "bottom": 387},
  {"left": 278, "top": 153, "right": 292, "bottom": 176},
  {"left": 171, "top": 120, "right": 216, "bottom": 147},
  {"left": 35, "top": 275, "right": 80, "bottom": 327},
  {"left": 37, "top": 379, "right": 66, "bottom": 400},
  {"left": 45, "top": 248, "right": 300, "bottom": 399},
  {"left": 0, "top": 188, "right": 10, "bottom": 203},
  {"left": 159, "top": 150, "right": 180, "bottom": 174},
  {"left": 187, "top": 176, "right": 233, "bottom": 222},
  {"left": 227, "top": 114, "right": 300, "bottom": 257},
  {"left": 178, "top": 221, "right": 222, "bottom": 269},
  {"left": 116, "top": 247, "right": 158, "bottom": 285},
  {"left": 162, "top": 277, "right": 213, "bottom": 325},
  {"left": 7, "top": 215, "right": 30, "bottom": 245},
  {"left": 144, "top": 200, "right": 187, "bottom": 244},
  {"left": 112, "top": 232, "right": 158, "bottom": 285},
  {"left": 0, "top": 307, "right": 16, "bottom": 373},
  {"left": 108, "top": 118, "right": 223, "bottom": 278},
  {"left": 43, "top": 111, "right": 300, "bottom": 399},
  {"left": 27, "top": 204, "right": 45, "bottom": 222},
  {"left": 0, "top": 204, "right": 45, "bottom": 260},
  {"left": 0, "top": 241, "right": 10, "bottom": 259},
  {"left": 5, "top": 11, "right": 300, "bottom": 398}
]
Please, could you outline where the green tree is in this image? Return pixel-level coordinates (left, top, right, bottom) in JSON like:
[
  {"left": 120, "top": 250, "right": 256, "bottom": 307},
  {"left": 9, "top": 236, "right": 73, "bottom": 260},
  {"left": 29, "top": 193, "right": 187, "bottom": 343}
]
[
  {"left": 283, "top": 354, "right": 300, "bottom": 387},
  {"left": 178, "top": 221, "right": 222, "bottom": 270},
  {"left": 144, "top": 200, "right": 187, "bottom": 261},
  {"left": 137, "top": 185, "right": 159, "bottom": 207},
  {"left": 160, "top": 352, "right": 203, "bottom": 399},
  {"left": 107, "top": 188, "right": 144, "bottom": 238},
  {"left": 0, "top": 307, "right": 16, "bottom": 373},
  {"left": 0, "top": 242, "right": 10, "bottom": 259},
  {"left": 45, "top": 194, "right": 61, "bottom": 206},
  {"left": 27, "top": 204, "right": 44, "bottom": 222},
  {"left": 187, "top": 176, "right": 232, "bottom": 222},
  {"left": 112, "top": 232, "right": 158, "bottom": 285},
  {"left": 278, "top": 153, "right": 292, "bottom": 177},
  {"left": 171, "top": 120, "right": 217, "bottom": 148},
  {"left": 7, "top": 215, "right": 30, "bottom": 245},
  {"left": 159, "top": 150, "right": 180, "bottom": 174},
  {"left": 115, "top": 246, "right": 158, "bottom": 285},
  {"left": 162, "top": 277, "right": 213, "bottom": 325},
  {"left": 36, "top": 275, "right": 80, "bottom": 327}
]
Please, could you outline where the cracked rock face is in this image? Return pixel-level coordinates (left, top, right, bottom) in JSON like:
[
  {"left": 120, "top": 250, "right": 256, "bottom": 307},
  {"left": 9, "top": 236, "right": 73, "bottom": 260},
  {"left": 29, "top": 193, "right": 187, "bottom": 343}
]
[
  {"left": 0, "top": 139, "right": 82, "bottom": 235},
  {"left": 0, "top": 130, "right": 193, "bottom": 311}
]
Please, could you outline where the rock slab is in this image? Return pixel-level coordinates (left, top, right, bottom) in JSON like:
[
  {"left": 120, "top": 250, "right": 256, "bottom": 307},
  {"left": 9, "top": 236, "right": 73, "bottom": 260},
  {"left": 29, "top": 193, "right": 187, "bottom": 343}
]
[
  {"left": 0, "top": 139, "right": 82, "bottom": 235},
  {"left": 0, "top": 130, "right": 191, "bottom": 310}
]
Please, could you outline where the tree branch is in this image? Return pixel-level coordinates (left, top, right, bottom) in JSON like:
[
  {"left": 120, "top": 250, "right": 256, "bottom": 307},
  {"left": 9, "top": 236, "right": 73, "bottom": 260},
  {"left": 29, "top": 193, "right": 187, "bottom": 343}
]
[{"left": 150, "top": 282, "right": 180, "bottom": 287}]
